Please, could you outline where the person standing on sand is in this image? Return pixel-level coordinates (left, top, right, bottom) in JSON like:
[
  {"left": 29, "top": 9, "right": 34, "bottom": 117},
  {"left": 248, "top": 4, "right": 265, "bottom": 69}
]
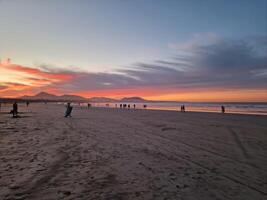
[
  {"left": 26, "top": 101, "right": 30, "bottom": 107},
  {"left": 65, "top": 102, "right": 73, "bottom": 117},
  {"left": 133, "top": 104, "right": 136, "bottom": 109},
  {"left": 221, "top": 105, "right": 225, "bottom": 113},
  {"left": 12, "top": 102, "right": 18, "bottom": 117}
]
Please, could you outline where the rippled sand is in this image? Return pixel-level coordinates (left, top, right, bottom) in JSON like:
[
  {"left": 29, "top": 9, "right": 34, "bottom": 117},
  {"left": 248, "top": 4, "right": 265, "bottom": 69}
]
[{"left": 0, "top": 103, "right": 266, "bottom": 200}]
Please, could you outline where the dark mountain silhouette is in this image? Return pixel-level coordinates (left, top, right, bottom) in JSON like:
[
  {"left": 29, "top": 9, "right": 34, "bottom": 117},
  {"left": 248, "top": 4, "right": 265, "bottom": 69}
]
[
  {"left": 20, "top": 92, "right": 147, "bottom": 102},
  {"left": 21, "top": 92, "right": 86, "bottom": 101},
  {"left": 121, "top": 97, "right": 147, "bottom": 102}
]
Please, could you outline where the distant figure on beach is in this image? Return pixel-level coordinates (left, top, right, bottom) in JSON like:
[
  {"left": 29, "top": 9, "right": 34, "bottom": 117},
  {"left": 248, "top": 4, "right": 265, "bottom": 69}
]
[
  {"left": 221, "top": 105, "right": 225, "bottom": 113},
  {"left": 181, "top": 105, "right": 185, "bottom": 112},
  {"left": 123, "top": 104, "right": 127, "bottom": 109},
  {"left": 133, "top": 104, "right": 136, "bottom": 109},
  {"left": 120, "top": 104, "right": 122, "bottom": 108},
  {"left": 65, "top": 102, "right": 73, "bottom": 117},
  {"left": 26, "top": 101, "right": 30, "bottom": 107},
  {"left": 128, "top": 104, "right": 130, "bottom": 109},
  {"left": 143, "top": 104, "right": 147, "bottom": 109},
  {"left": 12, "top": 102, "right": 18, "bottom": 117},
  {"left": 87, "top": 103, "right": 91, "bottom": 109}
]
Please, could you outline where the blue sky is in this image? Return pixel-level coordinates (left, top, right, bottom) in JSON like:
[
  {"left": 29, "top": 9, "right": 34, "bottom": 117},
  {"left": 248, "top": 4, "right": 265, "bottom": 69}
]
[
  {"left": 0, "top": 0, "right": 266, "bottom": 101},
  {"left": 0, "top": 0, "right": 266, "bottom": 71}
]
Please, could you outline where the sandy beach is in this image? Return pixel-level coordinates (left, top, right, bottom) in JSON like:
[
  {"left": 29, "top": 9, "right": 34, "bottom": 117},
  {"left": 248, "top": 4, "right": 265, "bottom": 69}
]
[{"left": 0, "top": 103, "right": 267, "bottom": 200}]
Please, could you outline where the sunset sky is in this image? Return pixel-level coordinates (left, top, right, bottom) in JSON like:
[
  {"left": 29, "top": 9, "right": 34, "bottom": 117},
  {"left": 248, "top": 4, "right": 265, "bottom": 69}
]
[{"left": 0, "top": 0, "right": 266, "bottom": 101}]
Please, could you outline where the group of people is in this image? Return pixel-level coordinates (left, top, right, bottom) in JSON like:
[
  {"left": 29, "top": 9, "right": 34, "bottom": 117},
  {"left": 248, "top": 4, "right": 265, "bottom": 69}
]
[
  {"left": 3, "top": 101, "right": 226, "bottom": 119},
  {"left": 181, "top": 105, "right": 186, "bottom": 112},
  {"left": 119, "top": 104, "right": 137, "bottom": 109}
]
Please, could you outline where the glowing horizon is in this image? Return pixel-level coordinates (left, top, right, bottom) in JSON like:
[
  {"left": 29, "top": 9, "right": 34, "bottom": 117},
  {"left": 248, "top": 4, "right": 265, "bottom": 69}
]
[{"left": 0, "top": 1, "right": 266, "bottom": 102}]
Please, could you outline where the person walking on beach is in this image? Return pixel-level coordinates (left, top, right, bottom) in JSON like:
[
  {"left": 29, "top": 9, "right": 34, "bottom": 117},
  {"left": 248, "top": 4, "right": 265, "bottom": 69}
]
[
  {"left": 181, "top": 105, "right": 185, "bottom": 112},
  {"left": 65, "top": 102, "right": 73, "bottom": 117},
  {"left": 87, "top": 103, "right": 91, "bottom": 109},
  {"left": 12, "top": 102, "right": 18, "bottom": 117},
  {"left": 133, "top": 104, "right": 136, "bottom": 109},
  {"left": 26, "top": 101, "right": 30, "bottom": 107},
  {"left": 221, "top": 105, "right": 225, "bottom": 113}
]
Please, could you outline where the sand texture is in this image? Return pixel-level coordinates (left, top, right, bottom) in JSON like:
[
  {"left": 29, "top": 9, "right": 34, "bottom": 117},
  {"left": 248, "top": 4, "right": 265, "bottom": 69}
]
[{"left": 0, "top": 103, "right": 267, "bottom": 200}]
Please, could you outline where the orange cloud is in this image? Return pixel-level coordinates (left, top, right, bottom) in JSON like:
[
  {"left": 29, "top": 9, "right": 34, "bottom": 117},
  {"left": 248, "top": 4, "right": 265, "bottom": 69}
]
[{"left": 0, "top": 63, "right": 75, "bottom": 97}]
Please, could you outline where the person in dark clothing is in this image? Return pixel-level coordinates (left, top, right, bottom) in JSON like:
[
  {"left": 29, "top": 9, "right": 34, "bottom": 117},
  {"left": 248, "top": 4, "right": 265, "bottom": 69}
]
[
  {"left": 128, "top": 104, "right": 130, "bottom": 109},
  {"left": 87, "top": 103, "right": 91, "bottom": 109},
  {"left": 65, "top": 102, "right": 73, "bottom": 117},
  {"left": 221, "top": 105, "right": 225, "bottom": 113},
  {"left": 12, "top": 102, "right": 18, "bottom": 117},
  {"left": 133, "top": 104, "right": 136, "bottom": 109}
]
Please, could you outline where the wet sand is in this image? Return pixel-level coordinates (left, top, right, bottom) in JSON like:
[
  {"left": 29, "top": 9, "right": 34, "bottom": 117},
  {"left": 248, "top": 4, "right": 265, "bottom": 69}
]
[{"left": 0, "top": 103, "right": 267, "bottom": 200}]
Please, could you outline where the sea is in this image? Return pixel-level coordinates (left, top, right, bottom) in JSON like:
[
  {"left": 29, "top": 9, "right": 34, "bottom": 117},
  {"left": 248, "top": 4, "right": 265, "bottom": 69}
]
[{"left": 84, "top": 102, "right": 267, "bottom": 116}]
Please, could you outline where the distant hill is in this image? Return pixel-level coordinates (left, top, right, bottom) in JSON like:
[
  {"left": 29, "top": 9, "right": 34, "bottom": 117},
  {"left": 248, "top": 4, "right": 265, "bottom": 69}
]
[
  {"left": 21, "top": 92, "right": 86, "bottom": 101},
  {"left": 88, "top": 97, "right": 117, "bottom": 102},
  {"left": 20, "top": 92, "right": 148, "bottom": 102},
  {"left": 120, "top": 97, "right": 147, "bottom": 102}
]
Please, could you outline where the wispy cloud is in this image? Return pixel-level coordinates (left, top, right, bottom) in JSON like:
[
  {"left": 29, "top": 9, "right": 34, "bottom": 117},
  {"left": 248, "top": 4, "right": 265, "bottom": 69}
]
[{"left": 0, "top": 34, "right": 266, "bottom": 100}]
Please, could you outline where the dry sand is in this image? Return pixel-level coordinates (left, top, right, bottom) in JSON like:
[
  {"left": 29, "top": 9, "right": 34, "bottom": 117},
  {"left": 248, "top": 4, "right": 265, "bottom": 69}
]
[{"left": 0, "top": 103, "right": 267, "bottom": 200}]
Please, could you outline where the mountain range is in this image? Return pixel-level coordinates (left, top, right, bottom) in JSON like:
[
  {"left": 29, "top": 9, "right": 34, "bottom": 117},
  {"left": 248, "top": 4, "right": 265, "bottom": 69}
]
[{"left": 21, "top": 92, "right": 147, "bottom": 102}]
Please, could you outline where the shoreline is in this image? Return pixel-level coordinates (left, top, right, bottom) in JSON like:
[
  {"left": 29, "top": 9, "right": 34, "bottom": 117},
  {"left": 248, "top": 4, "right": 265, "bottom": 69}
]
[{"left": 1, "top": 103, "right": 267, "bottom": 117}]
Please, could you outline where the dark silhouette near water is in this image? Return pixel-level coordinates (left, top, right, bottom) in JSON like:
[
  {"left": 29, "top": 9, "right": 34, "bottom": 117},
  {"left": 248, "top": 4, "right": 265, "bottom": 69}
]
[
  {"left": 12, "top": 102, "right": 18, "bottom": 117},
  {"left": 87, "top": 103, "right": 91, "bottom": 109},
  {"left": 65, "top": 102, "right": 73, "bottom": 117},
  {"left": 120, "top": 104, "right": 122, "bottom": 108},
  {"left": 133, "top": 104, "right": 136, "bottom": 109},
  {"left": 143, "top": 104, "right": 147, "bottom": 109},
  {"left": 181, "top": 105, "right": 185, "bottom": 112},
  {"left": 26, "top": 101, "right": 30, "bottom": 107},
  {"left": 128, "top": 104, "right": 130, "bottom": 109},
  {"left": 221, "top": 106, "right": 225, "bottom": 113}
]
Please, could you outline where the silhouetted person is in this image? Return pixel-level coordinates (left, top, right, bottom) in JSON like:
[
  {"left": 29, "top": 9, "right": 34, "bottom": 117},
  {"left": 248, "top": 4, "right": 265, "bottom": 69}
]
[
  {"left": 128, "top": 104, "right": 130, "bottom": 109},
  {"left": 87, "top": 103, "right": 91, "bottom": 109},
  {"left": 12, "top": 102, "right": 18, "bottom": 117},
  {"left": 221, "top": 105, "right": 225, "bottom": 113},
  {"left": 181, "top": 105, "right": 185, "bottom": 112},
  {"left": 143, "top": 104, "right": 147, "bottom": 109},
  {"left": 133, "top": 104, "right": 136, "bottom": 109},
  {"left": 65, "top": 102, "right": 73, "bottom": 117},
  {"left": 26, "top": 101, "right": 30, "bottom": 107},
  {"left": 120, "top": 104, "right": 122, "bottom": 108}
]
